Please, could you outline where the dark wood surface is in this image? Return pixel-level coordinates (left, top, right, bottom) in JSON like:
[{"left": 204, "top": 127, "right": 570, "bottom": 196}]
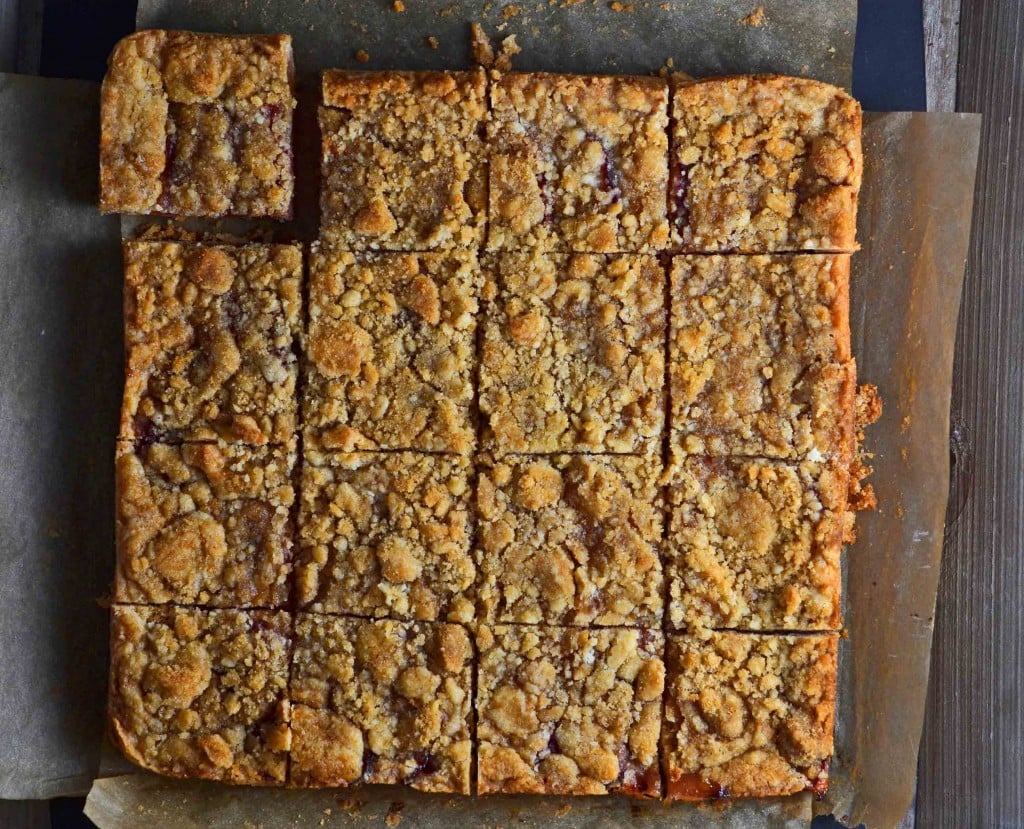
[
  {"left": 917, "top": 0, "right": 1024, "bottom": 827},
  {"left": 1, "top": 1, "right": 1021, "bottom": 827}
]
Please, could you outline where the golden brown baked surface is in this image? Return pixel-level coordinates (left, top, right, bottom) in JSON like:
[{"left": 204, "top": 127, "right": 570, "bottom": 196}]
[
  {"left": 109, "top": 605, "right": 292, "bottom": 785},
  {"left": 488, "top": 72, "right": 669, "bottom": 253},
  {"left": 289, "top": 614, "right": 472, "bottom": 793},
  {"left": 100, "top": 30, "right": 295, "bottom": 218},
  {"left": 671, "top": 75, "right": 861, "bottom": 252},
  {"left": 303, "top": 247, "right": 480, "bottom": 453},
  {"left": 662, "top": 631, "right": 837, "bottom": 799},
  {"left": 319, "top": 70, "right": 487, "bottom": 250},
  {"left": 666, "top": 457, "right": 849, "bottom": 631},
  {"left": 296, "top": 450, "right": 474, "bottom": 622},
  {"left": 480, "top": 251, "right": 665, "bottom": 453},
  {"left": 120, "top": 241, "right": 302, "bottom": 446},
  {"left": 115, "top": 440, "right": 295, "bottom": 607},
  {"left": 670, "top": 254, "right": 854, "bottom": 461},
  {"left": 476, "top": 624, "right": 665, "bottom": 797},
  {"left": 476, "top": 453, "right": 663, "bottom": 627}
]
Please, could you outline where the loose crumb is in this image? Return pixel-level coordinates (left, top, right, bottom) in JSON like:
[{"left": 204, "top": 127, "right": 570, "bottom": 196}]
[
  {"left": 494, "top": 34, "right": 521, "bottom": 71},
  {"left": 470, "top": 22, "right": 495, "bottom": 67},
  {"left": 385, "top": 802, "right": 405, "bottom": 827},
  {"left": 393, "top": 0, "right": 405, "bottom": 10},
  {"left": 355, "top": 48, "right": 369, "bottom": 62},
  {"left": 610, "top": 1, "right": 635, "bottom": 10},
  {"left": 426, "top": 35, "right": 439, "bottom": 49},
  {"left": 503, "top": 3, "right": 521, "bottom": 17},
  {"left": 740, "top": 6, "right": 766, "bottom": 26}
]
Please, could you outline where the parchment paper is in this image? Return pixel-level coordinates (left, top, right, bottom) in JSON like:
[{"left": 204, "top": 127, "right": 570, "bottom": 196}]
[
  {"left": 0, "top": 5, "right": 982, "bottom": 828},
  {"left": 0, "top": 75, "right": 122, "bottom": 799}
]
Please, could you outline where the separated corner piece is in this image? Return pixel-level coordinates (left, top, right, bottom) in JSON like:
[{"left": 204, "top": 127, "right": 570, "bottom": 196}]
[
  {"left": 480, "top": 250, "right": 665, "bottom": 454},
  {"left": 108, "top": 605, "right": 292, "bottom": 785},
  {"left": 669, "top": 254, "right": 854, "bottom": 462},
  {"left": 115, "top": 440, "right": 296, "bottom": 608},
  {"left": 662, "top": 631, "right": 837, "bottom": 800},
  {"left": 487, "top": 71, "right": 670, "bottom": 253},
  {"left": 475, "top": 453, "right": 663, "bottom": 627},
  {"left": 100, "top": 30, "right": 296, "bottom": 219},
  {"left": 665, "top": 455, "right": 848, "bottom": 632},
  {"left": 296, "top": 449, "right": 475, "bottom": 622},
  {"left": 475, "top": 624, "right": 664, "bottom": 798},
  {"left": 670, "top": 74, "right": 862, "bottom": 253},
  {"left": 119, "top": 240, "right": 302, "bottom": 446},
  {"left": 289, "top": 614, "right": 472, "bottom": 794},
  {"left": 318, "top": 69, "right": 487, "bottom": 250},
  {"left": 303, "top": 246, "right": 480, "bottom": 453}
]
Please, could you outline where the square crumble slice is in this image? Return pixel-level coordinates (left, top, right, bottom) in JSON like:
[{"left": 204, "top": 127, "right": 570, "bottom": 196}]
[
  {"left": 304, "top": 247, "right": 480, "bottom": 453},
  {"left": 319, "top": 70, "right": 487, "bottom": 250},
  {"left": 296, "top": 449, "right": 474, "bottom": 622},
  {"left": 480, "top": 251, "right": 665, "bottom": 453},
  {"left": 120, "top": 241, "right": 302, "bottom": 446},
  {"left": 670, "top": 254, "right": 854, "bottom": 461},
  {"left": 666, "top": 457, "right": 851, "bottom": 632},
  {"left": 289, "top": 614, "right": 472, "bottom": 793},
  {"left": 476, "top": 624, "right": 664, "bottom": 797},
  {"left": 109, "top": 605, "right": 291, "bottom": 785},
  {"left": 488, "top": 72, "right": 669, "bottom": 252},
  {"left": 100, "top": 30, "right": 295, "bottom": 218},
  {"left": 476, "top": 454, "right": 663, "bottom": 627},
  {"left": 671, "top": 75, "right": 862, "bottom": 252},
  {"left": 662, "top": 631, "right": 837, "bottom": 800},
  {"left": 115, "top": 440, "right": 295, "bottom": 608}
]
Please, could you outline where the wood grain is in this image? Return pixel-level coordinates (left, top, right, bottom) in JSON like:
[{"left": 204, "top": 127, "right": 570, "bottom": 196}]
[
  {"left": 917, "top": 0, "right": 1024, "bottom": 827},
  {"left": 923, "top": 0, "right": 961, "bottom": 111}
]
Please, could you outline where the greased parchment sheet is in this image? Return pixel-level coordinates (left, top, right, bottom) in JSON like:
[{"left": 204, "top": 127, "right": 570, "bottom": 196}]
[{"left": 0, "top": 5, "right": 980, "bottom": 828}]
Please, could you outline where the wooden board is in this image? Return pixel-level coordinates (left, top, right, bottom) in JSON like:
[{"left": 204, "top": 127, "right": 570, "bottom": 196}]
[{"left": 917, "top": 0, "right": 1024, "bottom": 826}]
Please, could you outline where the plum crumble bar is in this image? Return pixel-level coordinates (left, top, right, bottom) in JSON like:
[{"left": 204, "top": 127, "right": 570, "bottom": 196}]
[
  {"left": 303, "top": 247, "right": 480, "bottom": 453},
  {"left": 296, "top": 449, "right": 474, "bottom": 622},
  {"left": 120, "top": 241, "right": 302, "bottom": 446},
  {"left": 476, "top": 624, "right": 665, "bottom": 797},
  {"left": 671, "top": 75, "right": 861, "bottom": 252},
  {"left": 662, "top": 631, "right": 837, "bottom": 799},
  {"left": 108, "top": 605, "right": 292, "bottom": 785},
  {"left": 100, "top": 30, "right": 295, "bottom": 218},
  {"left": 480, "top": 251, "right": 665, "bottom": 453},
  {"left": 488, "top": 72, "right": 669, "bottom": 252},
  {"left": 289, "top": 614, "right": 472, "bottom": 793},
  {"left": 319, "top": 70, "right": 487, "bottom": 250},
  {"left": 670, "top": 254, "right": 854, "bottom": 461},
  {"left": 476, "top": 453, "right": 663, "bottom": 627},
  {"left": 115, "top": 440, "right": 296, "bottom": 607},
  {"left": 666, "top": 456, "right": 850, "bottom": 631}
]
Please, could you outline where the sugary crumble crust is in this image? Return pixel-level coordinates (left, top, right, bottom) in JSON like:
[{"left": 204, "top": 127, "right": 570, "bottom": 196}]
[
  {"left": 115, "top": 440, "right": 296, "bottom": 607},
  {"left": 108, "top": 605, "right": 292, "bottom": 785},
  {"left": 670, "top": 254, "right": 854, "bottom": 461},
  {"left": 297, "top": 450, "right": 475, "bottom": 622},
  {"left": 120, "top": 241, "right": 302, "bottom": 446},
  {"left": 476, "top": 624, "right": 665, "bottom": 797},
  {"left": 663, "top": 631, "right": 836, "bottom": 799},
  {"left": 303, "top": 247, "right": 480, "bottom": 453},
  {"left": 671, "top": 75, "right": 862, "bottom": 252},
  {"left": 666, "top": 457, "right": 849, "bottom": 631},
  {"left": 488, "top": 72, "right": 670, "bottom": 252},
  {"left": 476, "top": 453, "right": 663, "bottom": 627},
  {"left": 100, "top": 30, "right": 295, "bottom": 218},
  {"left": 319, "top": 70, "right": 487, "bottom": 250},
  {"left": 480, "top": 251, "right": 665, "bottom": 453},
  {"left": 289, "top": 614, "right": 472, "bottom": 793}
]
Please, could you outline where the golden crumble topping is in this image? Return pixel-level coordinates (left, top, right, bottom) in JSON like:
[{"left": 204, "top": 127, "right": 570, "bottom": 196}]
[
  {"left": 289, "top": 614, "right": 472, "bottom": 793},
  {"left": 115, "top": 440, "right": 295, "bottom": 607}
]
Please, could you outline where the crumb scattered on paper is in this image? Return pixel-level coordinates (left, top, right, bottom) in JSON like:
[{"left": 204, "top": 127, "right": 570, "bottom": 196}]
[
  {"left": 503, "top": 3, "right": 522, "bottom": 17},
  {"left": 739, "top": 6, "right": 766, "bottom": 26},
  {"left": 555, "top": 803, "right": 573, "bottom": 817},
  {"left": 495, "top": 34, "right": 522, "bottom": 70},
  {"left": 610, "top": 1, "right": 635, "bottom": 10},
  {"left": 470, "top": 22, "right": 495, "bottom": 66},
  {"left": 385, "top": 802, "right": 405, "bottom": 827},
  {"left": 355, "top": 48, "right": 370, "bottom": 62},
  {"left": 426, "top": 35, "right": 439, "bottom": 48},
  {"left": 393, "top": 0, "right": 405, "bottom": 10}
]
